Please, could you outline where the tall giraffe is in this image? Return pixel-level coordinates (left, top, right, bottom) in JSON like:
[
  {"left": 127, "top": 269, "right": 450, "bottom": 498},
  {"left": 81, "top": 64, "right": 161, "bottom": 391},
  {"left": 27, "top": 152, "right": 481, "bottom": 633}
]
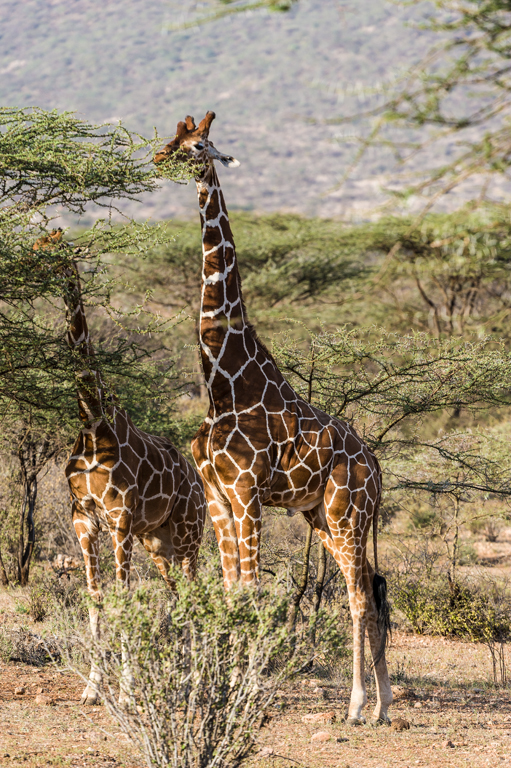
[
  {"left": 155, "top": 112, "right": 393, "bottom": 725},
  {"left": 38, "top": 234, "right": 207, "bottom": 705}
]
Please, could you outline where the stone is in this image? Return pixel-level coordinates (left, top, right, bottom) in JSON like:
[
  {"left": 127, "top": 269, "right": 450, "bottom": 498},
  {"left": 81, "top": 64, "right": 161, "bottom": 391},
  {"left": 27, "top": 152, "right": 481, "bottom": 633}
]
[
  {"left": 14, "top": 687, "right": 25, "bottom": 696},
  {"left": 390, "top": 718, "right": 410, "bottom": 731},
  {"left": 54, "top": 553, "right": 82, "bottom": 571},
  {"left": 311, "top": 731, "right": 332, "bottom": 743},
  {"left": 34, "top": 693, "right": 55, "bottom": 706},
  {"left": 442, "top": 740, "right": 455, "bottom": 749},
  {"left": 258, "top": 747, "right": 275, "bottom": 758},
  {"left": 414, "top": 702, "right": 423, "bottom": 708},
  {"left": 391, "top": 685, "right": 415, "bottom": 701},
  {"left": 301, "top": 711, "right": 336, "bottom": 724}
]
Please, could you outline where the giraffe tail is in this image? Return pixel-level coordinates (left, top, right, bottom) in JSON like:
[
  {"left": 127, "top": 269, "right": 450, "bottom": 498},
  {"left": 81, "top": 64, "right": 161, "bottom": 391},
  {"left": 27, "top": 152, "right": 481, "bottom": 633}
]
[{"left": 371, "top": 455, "right": 391, "bottom": 667}]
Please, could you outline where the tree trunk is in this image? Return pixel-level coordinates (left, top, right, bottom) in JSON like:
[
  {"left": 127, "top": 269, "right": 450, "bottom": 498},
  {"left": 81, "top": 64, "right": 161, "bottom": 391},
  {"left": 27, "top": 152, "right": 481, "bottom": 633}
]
[
  {"left": 310, "top": 543, "right": 327, "bottom": 645},
  {"left": 0, "top": 546, "right": 10, "bottom": 586},
  {"left": 17, "top": 473, "right": 37, "bottom": 586},
  {"left": 287, "top": 524, "right": 313, "bottom": 632}
]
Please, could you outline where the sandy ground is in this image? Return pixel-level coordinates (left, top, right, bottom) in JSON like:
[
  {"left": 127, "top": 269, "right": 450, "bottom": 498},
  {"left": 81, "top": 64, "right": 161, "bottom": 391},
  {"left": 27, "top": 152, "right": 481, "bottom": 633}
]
[{"left": 1, "top": 580, "right": 511, "bottom": 768}]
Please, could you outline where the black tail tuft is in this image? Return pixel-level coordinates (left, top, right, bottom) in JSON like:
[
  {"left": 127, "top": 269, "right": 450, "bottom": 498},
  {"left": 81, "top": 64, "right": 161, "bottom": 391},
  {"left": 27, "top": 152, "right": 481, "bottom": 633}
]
[{"left": 372, "top": 573, "right": 391, "bottom": 667}]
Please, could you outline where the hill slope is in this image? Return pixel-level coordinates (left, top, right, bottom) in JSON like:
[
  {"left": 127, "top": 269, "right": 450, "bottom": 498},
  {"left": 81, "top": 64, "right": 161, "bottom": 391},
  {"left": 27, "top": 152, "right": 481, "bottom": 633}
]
[{"left": 0, "top": 0, "right": 430, "bottom": 220}]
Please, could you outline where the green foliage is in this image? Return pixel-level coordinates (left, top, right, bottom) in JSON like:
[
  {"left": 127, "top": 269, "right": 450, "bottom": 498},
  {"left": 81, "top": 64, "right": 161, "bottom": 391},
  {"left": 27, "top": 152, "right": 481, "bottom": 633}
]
[
  {"left": 352, "top": 207, "right": 511, "bottom": 339},
  {"left": 273, "top": 327, "right": 511, "bottom": 446},
  {"left": 1, "top": 107, "right": 174, "bottom": 216},
  {"left": 345, "top": 0, "right": 511, "bottom": 210},
  {"left": 115, "top": 212, "right": 362, "bottom": 320},
  {"left": 0, "top": 107, "right": 194, "bottom": 428},
  {"left": 394, "top": 575, "right": 511, "bottom": 645},
  {"left": 409, "top": 505, "right": 438, "bottom": 531},
  {"left": 14, "top": 601, "right": 29, "bottom": 616}
]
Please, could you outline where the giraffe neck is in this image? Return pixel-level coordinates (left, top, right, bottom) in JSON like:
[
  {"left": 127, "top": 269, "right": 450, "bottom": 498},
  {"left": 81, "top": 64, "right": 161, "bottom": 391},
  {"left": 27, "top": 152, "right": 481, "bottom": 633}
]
[
  {"left": 197, "top": 166, "right": 273, "bottom": 407},
  {"left": 64, "top": 265, "right": 105, "bottom": 424}
]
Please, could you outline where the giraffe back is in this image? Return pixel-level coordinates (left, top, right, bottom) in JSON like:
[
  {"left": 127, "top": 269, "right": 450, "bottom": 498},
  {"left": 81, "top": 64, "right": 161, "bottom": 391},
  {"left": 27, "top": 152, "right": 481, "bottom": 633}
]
[{"left": 67, "top": 407, "right": 204, "bottom": 535}]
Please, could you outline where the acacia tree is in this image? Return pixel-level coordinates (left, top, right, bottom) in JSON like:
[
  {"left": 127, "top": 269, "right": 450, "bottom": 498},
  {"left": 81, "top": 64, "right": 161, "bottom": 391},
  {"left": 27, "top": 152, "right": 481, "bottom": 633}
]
[
  {"left": 0, "top": 107, "right": 194, "bottom": 420},
  {"left": 272, "top": 326, "right": 511, "bottom": 587},
  {"left": 335, "top": 208, "right": 511, "bottom": 340},
  {"left": 0, "top": 106, "right": 194, "bottom": 583}
]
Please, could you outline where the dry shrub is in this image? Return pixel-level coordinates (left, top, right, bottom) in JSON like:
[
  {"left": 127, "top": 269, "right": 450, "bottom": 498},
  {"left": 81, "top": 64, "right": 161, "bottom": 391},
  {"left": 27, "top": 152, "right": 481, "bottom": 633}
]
[
  {"left": 53, "top": 571, "right": 298, "bottom": 768},
  {"left": 3, "top": 626, "right": 61, "bottom": 666},
  {"left": 24, "top": 569, "right": 87, "bottom": 623}
]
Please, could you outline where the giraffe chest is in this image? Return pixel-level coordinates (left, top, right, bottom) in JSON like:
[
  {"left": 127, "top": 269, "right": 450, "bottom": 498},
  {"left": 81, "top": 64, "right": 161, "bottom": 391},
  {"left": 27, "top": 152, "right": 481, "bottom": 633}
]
[{"left": 194, "top": 405, "right": 350, "bottom": 506}]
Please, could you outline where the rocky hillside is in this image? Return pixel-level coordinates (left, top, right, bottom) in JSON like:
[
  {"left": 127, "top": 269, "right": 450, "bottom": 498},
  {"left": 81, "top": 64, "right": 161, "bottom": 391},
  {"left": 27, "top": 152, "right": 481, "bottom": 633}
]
[{"left": 0, "top": 0, "right": 431, "bottom": 220}]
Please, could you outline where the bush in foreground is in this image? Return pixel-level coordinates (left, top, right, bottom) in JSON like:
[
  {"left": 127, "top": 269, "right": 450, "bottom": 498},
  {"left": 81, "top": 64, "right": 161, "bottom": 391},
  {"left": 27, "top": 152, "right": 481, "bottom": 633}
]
[{"left": 54, "top": 572, "right": 295, "bottom": 768}]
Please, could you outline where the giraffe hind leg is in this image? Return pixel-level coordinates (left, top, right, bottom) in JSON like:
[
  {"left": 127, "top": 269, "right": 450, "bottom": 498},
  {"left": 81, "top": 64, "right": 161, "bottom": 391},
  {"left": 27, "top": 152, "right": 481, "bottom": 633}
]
[
  {"left": 308, "top": 489, "right": 392, "bottom": 724},
  {"left": 305, "top": 503, "right": 368, "bottom": 724},
  {"left": 366, "top": 567, "right": 393, "bottom": 723}
]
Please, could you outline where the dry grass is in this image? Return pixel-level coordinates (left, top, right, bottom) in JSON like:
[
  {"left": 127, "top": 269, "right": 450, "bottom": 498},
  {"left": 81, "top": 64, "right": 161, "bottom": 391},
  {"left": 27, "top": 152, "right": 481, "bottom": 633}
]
[{"left": 249, "top": 631, "right": 511, "bottom": 768}]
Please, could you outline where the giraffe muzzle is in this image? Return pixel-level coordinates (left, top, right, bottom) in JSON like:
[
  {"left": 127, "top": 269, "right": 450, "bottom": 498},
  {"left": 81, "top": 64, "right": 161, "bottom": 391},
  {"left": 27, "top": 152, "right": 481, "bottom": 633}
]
[{"left": 208, "top": 144, "right": 240, "bottom": 168}]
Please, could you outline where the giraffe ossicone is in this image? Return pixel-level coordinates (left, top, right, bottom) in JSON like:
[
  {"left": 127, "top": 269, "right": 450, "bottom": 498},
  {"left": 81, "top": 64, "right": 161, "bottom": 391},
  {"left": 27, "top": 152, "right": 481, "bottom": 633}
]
[
  {"left": 156, "top": 111, "right": 394, "bottom": 725},
  {"left": 42, "top": 237, "right": 207, "bottom": 707}
]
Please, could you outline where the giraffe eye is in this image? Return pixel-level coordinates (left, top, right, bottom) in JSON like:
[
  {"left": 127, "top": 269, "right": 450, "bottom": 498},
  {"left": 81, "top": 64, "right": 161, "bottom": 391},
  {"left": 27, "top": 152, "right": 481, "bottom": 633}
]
[{"left": 195, "top": 142, "right": 205, "bottom": 150}]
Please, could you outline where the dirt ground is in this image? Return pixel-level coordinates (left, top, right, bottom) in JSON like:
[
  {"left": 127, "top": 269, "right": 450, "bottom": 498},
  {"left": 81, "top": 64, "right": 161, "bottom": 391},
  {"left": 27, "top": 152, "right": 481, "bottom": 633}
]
[{"left": 1, "top": 587, "right": 510, "bottom": 768}]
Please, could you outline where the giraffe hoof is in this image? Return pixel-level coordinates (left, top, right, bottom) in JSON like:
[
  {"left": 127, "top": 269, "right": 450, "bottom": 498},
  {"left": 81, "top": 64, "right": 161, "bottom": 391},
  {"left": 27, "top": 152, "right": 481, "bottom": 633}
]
[
  {"left": 370, "top": 716, "right": 391, "bottom": 726},
  {"left": 80, "top": 692, "right": 100, "bottom": 705},
  {"left": 346, "top": 717, "right": 366, "bottom": 727}
]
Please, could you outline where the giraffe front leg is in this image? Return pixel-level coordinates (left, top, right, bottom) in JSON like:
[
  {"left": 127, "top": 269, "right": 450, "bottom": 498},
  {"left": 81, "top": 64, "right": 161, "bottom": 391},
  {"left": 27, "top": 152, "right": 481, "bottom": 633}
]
[
  {"left": 204, "top": 483, "right": 241, "bottom": 588},
  {"left": 346, "top": 579, "right": 368, "bottom": 725},
  {"left": 229, "top": 488, "right": 262, "bottom": 587},
  {"left": 110, "top": 512, "right": 135, "bottom": 708},
  {"left": 73, "top": 506, "right": 102, "bottom": 705}
]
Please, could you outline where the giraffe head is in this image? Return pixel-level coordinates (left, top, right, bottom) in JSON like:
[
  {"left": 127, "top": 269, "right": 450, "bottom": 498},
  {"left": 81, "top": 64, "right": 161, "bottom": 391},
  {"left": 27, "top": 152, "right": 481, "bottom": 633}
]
[
  {"left": 33, "top": 227, "right": 63, "bottom": 251},
  {"left": 154, "top": 112, "right": 239, "bottom": 179}
]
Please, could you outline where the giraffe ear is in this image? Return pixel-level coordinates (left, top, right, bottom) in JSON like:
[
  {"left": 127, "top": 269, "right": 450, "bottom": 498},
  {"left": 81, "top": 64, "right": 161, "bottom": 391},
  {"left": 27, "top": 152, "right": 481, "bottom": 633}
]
[{"left": 176, "top": 121, "right": 188, "bottom": 139}]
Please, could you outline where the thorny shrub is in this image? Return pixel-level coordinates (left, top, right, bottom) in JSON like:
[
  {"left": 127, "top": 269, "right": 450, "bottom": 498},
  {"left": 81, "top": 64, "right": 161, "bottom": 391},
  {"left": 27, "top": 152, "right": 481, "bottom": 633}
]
[
  {"left": 53, "top": 570, "right": 301, "bottom": 768},
  {"left": 24, "top": 570, "right": 88, "bottom": 623},
  {"left": 393, "top": 572, "right": 511, "bottom": 684}
]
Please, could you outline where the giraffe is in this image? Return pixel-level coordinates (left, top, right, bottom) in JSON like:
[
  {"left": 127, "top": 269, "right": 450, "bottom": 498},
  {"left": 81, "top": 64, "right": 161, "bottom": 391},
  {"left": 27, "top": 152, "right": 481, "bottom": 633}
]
[
  {"left": 38, "top": 235, "right": 207, "bottom": 705},
  {"left": 155, "top": 112, "right": 393, "bottom": 725}
]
